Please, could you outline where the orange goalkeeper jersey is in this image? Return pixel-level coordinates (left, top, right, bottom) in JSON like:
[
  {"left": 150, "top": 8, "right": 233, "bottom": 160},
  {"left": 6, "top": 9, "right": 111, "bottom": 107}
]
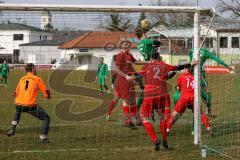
[{"left": 15, "top": 73, "right": 49, "bottom": 106}]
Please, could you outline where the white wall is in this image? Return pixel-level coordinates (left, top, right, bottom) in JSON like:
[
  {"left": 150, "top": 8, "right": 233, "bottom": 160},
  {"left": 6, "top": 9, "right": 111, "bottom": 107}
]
[
  {"left": 218, "top": 32, "right": 240, "bottom": 55},
  {"left": 20, "top": 45, "right": 60, "bottom": 64},
  {"left": 0, "top": 30, "right": 52, "bottom": 63},
  {"left": 59, "top": 48, "right": 142, "bottom": 70},
  {"left": 0, "top": 30, "right": 30, "bottom": 55}
]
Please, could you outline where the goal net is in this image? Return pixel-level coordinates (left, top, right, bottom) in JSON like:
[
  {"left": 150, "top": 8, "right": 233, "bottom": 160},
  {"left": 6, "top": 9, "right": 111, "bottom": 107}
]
[{"left": 0, "top": 4, "right": 239, "bottom": 160}]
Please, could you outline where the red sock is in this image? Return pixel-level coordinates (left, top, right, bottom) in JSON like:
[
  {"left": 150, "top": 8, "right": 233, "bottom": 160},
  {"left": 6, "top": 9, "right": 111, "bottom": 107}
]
[
  {"left": 160, "top": 120, "right": 167, "bottom": 141},
  {"left": 123, "top": 106, "right": 131, "bottom": 125},
  {"left": 129, "top": 105, "right": 138, "bottom": 115},
  {"left": 167, "top": 116, "right": 174, "bottom": 131},
  {"left": 143, "top": 121, "right": 157, "bottom": 143},
  {"left": 107, "top": 100, "right": 116, "bottom": 115},
  {"left": 130, "top": 105, "right": 142, "bottom": 124},
  {"left": 123, "top": 106, "right": 129, "bottom": 115},
  {"left": 165, "top": 108, "right": 171, "bottom": 120},
  {"left": 201, "top": 114, "right": 211, "bottom": 129}
]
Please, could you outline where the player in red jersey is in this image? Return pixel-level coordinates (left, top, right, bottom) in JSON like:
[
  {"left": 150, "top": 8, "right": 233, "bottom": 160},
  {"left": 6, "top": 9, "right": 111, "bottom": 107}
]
[
  {"left": 141, "top": 52, "right": 193, "bottom": 151},
  {"left": 114, "top": 41, "right": 144, "bottom": 129},
  {"left": 166, "top": 66, "right": 212, "bottom": 135}
]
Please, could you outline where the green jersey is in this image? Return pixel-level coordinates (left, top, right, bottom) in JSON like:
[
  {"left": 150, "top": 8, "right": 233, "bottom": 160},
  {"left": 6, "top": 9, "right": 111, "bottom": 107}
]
[
  {"left": 189, "top": 48, "right": 229, "bottom": 78},
  {"left": 97, "top": 63, "right": 108, "bottom": 85},
  {"left": 0, "top": 63, "right": 9, "bottom": 76},
  {"left": 137, "top": 38, "right": 154, "bottom": 61}
]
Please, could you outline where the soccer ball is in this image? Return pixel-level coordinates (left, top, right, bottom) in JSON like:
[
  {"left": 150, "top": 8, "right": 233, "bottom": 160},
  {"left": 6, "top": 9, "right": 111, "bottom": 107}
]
[{"left": 140, "top": 19, "right": 150, "bottom": 29}]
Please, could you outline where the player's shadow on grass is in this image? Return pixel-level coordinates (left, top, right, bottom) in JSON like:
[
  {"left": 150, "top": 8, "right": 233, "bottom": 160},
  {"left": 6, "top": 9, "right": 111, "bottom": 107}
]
[{"left": 49, "top": 69, "right": 113, "bottom": 122}]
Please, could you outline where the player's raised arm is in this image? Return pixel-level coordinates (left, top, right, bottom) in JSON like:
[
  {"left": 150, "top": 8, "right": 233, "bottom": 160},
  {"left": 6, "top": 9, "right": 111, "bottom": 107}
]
[
  {"left": 38, "top": 78, "right": 51, "bottom": 99},
  {"left": 206, "top": 50, "right": 229, "bottom": 67}
]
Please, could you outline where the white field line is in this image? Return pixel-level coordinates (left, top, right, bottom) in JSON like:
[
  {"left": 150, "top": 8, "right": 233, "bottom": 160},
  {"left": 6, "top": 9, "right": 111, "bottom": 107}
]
[
  {"left": 0, "top": 147, "right": 152, "bottom": 154},
  {"left": 0, "top": 121, "right": 238, "bottom": 129}
]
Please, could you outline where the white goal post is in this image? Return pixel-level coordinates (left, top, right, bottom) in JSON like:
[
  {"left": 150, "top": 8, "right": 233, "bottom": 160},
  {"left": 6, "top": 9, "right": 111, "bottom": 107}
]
[{"left": 0, "top": 3, "right": 213, "bottom": 146}]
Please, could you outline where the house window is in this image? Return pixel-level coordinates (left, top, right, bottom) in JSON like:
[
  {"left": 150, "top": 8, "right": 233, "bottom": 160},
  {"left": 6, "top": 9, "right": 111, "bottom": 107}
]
[
  {"left": 40, "top": 35, "right": 42, "bottom": 40},
  {"left": 187, "top": 38, "right": 192, "bottom": 49},
  {"left": 231, "top": 37, "right": 239, "bottom": 48},
  {"left": 13, "top": 34, "right": 24, "bottom": 41},
  {"left": 205, "top": 37, "right": 213, "bottom": 48},
  {"left": 177, "top": 40, "right": 185, "bottom": 48},
  {"left": 79, "top": 48, "right": 89, "bottom": 52},
  {"left": 77, "top": 54, "right": 92, "bottom": 64},
  {"left": 220, "top": 37, "right": 228, "bottom": 48},
  {"left": 231, "top": 59, "right": 240, "bottom": 65},
  {"left": 179, "top": 59, "right": 187, "bottom": 65}
]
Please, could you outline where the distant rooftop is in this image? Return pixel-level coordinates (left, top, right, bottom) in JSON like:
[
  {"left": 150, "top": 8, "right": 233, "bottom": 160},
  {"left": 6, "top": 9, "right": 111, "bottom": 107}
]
[
  {"left": 52, "top": 31, "right": 88, "bottom": 42},
  {"left": 20, "top": 40, "right": 63, "bottom": 46},
  {"left": 59, "top": 31, "right": 138, "bottom": 49},
  {"left": 0, "top": 22, "right": 50, "bottom": 32}
]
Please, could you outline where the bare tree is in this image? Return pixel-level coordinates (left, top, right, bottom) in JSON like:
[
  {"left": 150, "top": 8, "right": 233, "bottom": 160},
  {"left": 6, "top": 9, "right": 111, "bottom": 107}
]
[
  {"left": 217, "top": 0, "right": 240, "bottom": 18},
  {"left": 104, "top": 13, "right": 132, "bottom": 32},
  {"left": 150, "top": 0, "right": 195, "bottom": 28}
]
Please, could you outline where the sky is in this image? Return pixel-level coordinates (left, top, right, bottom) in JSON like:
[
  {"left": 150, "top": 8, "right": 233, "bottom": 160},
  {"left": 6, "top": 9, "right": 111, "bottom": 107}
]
[
  {"left": 3, "top": 0, "right": 218, "bottom": 8},
  {"left": 0, "top": 0, "right": 229, "bottom": 31}
]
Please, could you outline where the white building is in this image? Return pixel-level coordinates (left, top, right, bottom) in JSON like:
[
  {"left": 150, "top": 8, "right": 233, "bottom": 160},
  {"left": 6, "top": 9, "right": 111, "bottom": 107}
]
[
  {"left": 41, "top": 11, "right": 52, "bottom": 30},
  {"left": 147, "top": 16, "right": 240, "bottom": 65},
  {"left": 19, "top": 40, "right": 62, "bottom": 64},
  {"left": 0, "top": 22, "right": 52, "bottom": 63},
  {"left": 58, "top": 31, "right": 141, "bottom": 70}
]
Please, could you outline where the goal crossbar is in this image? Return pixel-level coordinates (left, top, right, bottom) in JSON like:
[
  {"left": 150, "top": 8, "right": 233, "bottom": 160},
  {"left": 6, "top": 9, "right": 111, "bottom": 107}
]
[{"left": 0, "top": 3, "right": 212, "bottom": 13}]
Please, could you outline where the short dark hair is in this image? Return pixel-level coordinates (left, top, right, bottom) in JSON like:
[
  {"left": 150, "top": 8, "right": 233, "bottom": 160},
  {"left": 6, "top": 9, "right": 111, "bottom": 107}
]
[
  {"left": 25, "top": 63, "right": 35, "bottom": 72},
  {"left": 151, "top": 51, "right": 160, "bottom": 60},
  {"left": 113, "top": 55, "right": 117, "bottom": 62}
]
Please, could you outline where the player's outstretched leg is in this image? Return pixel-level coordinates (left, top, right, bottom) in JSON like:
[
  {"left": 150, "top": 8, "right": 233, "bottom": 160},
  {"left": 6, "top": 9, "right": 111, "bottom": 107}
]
[
  {"left": 7, "top": 106, "right": 23, "bottom": 137},
  {"left": 166, "top": 111, "right": 180, "bottom": 134},
  {"left": 29, "top": 105, "right": 51, "bottom": 143},
  {"left": 129, "top": 105, "right": 142, "bottom": 126},
  {"left": 122, "top": 105, "right": 137, "bottom": 130},
  {"left": 106, "top": 97, "right": 119, "bottom": 121},
  {"left": 143, "top": 120, "right": 161, "bottom": 151},
  {"left": 201, "top": 114, "right": 212, "bottom": 135}
]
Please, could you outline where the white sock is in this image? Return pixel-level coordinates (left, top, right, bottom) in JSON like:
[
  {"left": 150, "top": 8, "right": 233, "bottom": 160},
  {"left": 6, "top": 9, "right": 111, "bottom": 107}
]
[{"left": 40, "top": 135, "right": 47, "bottom": 140}]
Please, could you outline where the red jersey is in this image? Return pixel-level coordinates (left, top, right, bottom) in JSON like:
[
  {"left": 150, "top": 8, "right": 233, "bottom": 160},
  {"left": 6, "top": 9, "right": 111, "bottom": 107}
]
[
  {"left": 178, "top": 72, "right": 195, "bottom": 95},
  {"left": 115, "top": 51, "right": 136, "bottom": 77},
  {"left": 142, "top": 60, "right": 177, "bottom": 96}
]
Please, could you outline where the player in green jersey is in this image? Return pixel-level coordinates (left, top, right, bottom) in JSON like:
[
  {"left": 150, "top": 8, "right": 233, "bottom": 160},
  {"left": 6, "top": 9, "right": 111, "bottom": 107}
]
[
  {"left": 0, "top": 60, "right": 10, "bottom": 87},
  {"left": 174, "top": 48, "right": 234, "bottom": 116},
  {"left": 96, "top": 57, "right": 109, "bottom": 95}
]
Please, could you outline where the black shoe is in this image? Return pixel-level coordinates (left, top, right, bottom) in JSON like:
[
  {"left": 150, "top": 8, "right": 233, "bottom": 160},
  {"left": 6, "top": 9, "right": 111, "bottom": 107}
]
[
  {"left": 125, "top": 122, "right": 137, "bottom": 130},
  {"left": 6, "top": 129, "right": 15, "bottom": 137},
  {"left": 40, "top": 138, "right": 50, "bottom": 144},
  {"left": 154, "top": 139, "right": 161, "bottom": 151},
  {"left": 162, "top": 140, "right": 168, "bottom": 149}
]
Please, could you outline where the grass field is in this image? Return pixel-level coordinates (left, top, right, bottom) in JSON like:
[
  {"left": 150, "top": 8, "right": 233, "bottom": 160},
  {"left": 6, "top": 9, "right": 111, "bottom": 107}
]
[{"left": 0, "top": 69, "right": 239, "bottom": 160}]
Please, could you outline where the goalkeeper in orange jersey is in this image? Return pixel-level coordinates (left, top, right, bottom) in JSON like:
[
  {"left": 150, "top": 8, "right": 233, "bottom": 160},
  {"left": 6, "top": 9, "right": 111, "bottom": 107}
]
[{"left": 7, "top": 63, "right": 51, "bottom": 143}]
